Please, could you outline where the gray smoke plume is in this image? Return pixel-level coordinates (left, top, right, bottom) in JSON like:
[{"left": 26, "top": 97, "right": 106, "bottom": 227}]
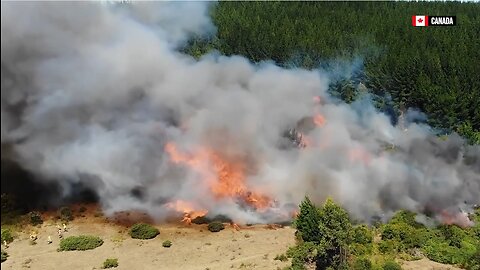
[{"left": 1, "top": 2, "right": 479, "bottom": 225}]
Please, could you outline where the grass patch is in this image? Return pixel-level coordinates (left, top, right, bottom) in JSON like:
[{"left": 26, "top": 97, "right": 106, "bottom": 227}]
[
  {"left": 58, "top": 235, "right": 103, "bottom": 251},
  {"left": 1, "top": 228, "right": 14, "bottom": 243},
  {"left": 102, "top": 258, "right": 118, "bottom": 268},
  {"left": 274, "top": 254, "right": 288, "bottom": 262}
]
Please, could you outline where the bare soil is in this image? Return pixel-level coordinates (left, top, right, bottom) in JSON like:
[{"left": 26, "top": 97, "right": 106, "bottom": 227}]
[
  {"left": 1, "top": 206, "right": 464, "bottom": 270},
  {"left": 1, "top": 212, "right": 294, "bottom": 270}
]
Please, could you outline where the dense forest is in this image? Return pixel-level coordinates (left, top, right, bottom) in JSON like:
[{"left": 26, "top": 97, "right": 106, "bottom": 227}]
[{"left": 184, "top": 1, "right": 480, "bottom": 144}]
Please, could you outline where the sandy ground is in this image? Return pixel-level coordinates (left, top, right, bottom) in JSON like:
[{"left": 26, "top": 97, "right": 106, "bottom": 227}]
[
  {"left": 401, "top": 258, "right": 462, "bottom": 270},
  {"left": 1, "top": 214, "right": 295, "bottom": 270},
  {"left": 1, "top": 208, "right": 464, "bottom": 270}
]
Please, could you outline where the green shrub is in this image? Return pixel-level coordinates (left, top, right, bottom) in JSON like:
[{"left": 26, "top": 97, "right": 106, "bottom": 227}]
[
  {"left": 274, "top": 254, "right": 288, "bottom": 262},
  {"left": 129, "top": 223, "right": 159, "bottom": 239},
  {"left": 350, "top": 243, "right": 373, "bottom": 256},
  {"left": 352, "top": 225, "right": 373, "bottom": 244},
  {"left": 422, "top": 237, "right": 476, "bottom": 265},
  {"left": 102, "top": 258, "right": 118, "bottom": 268},
  {"left": 286, "top": 242, "right": 320, "bottom": 269},
  {"left": 29, "top": 211, "right": 43, "bottom": 226},
  {"left": 59, "top": 207, "right": 73, "bottom": 222},
  {"left": 1, "top": 228, "right": 14, "bottom": 243},
  {"left": 207, "top": 222, "right": 225, "bottom": 232},
  {"left": 382, "top": 260, "right": 401, "bottom": 270},
  {"left": 1, "top": 250, "right": 8, "bottom": 263},
  {"left": 439, "top": 225, "right": 466, "bottom": 248},
  {"left": 378, "top": 240, "right": 398, "bottom": 254},
  {"left": 162, "top": 240, "right": 172, "bottom": 248},
  {"left": 59, "top": 235, "right": 103, "bottom": 251},
  {"left": 353, "top": 257, "right": 372, "bottom": 270}
]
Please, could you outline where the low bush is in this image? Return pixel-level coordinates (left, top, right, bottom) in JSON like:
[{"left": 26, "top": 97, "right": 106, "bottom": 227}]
[
  {"left": 102, "top": 258, "right": 118, "bottom": 268},
  {"left": 191, "top": 216, "right": 210, "bottom": 224},
  {"left": 129, "top": 223, "right": 159, "bottom": 239},
  {"left": 352, "top": 225, "right": 373, "bottom": 245},
  {"left": 162, "top": 240, "right": 172, "bottom": 248},
  {"left": 29, "top": 211, "right": 43, "bottom": 226},
  {"left": 382, "top": 260, "right": 402, "bottom": 270},
  {"left": 274, "top": 254, "right": 288, "bottom": 262},
  {"left": 378, "top": 240, "right": 398, "bottom": 254},
  {"left": 207, "top": 222, "right": 225, "bottom": 232},
  {"left": 79, "top": 206, "right": 87, "bottom": 213},
  {"left": 1, "top": 250, "right": 8, "bottom": 263},
  {"left": 59, "top": 207, "right": 73, "bottom": 222},
  {"left": 59, "top": 235, "right": 104, "bottom": 251},
  {"left": 1, "top": 228, "right": 14, "bottom": 243},
  {"left": 353, "top": 257, "right": 372, "bottom": 270}
]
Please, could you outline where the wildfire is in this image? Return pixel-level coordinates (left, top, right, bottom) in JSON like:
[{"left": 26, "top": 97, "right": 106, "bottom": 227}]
[
  {"left": 313, "top": 114, "right": 326, "bottom": 127},
  {"left": 164, "top": 142, "right": 272, "bottom": 216},
  {"left": 165, "top": 200, "right": 208, "bottom": 224},
  {"left": 439, "top": 209, "right": 473, "bottom": 228},
  {"left": 231, "top": 222, "right": 241, "bottom": 231}
]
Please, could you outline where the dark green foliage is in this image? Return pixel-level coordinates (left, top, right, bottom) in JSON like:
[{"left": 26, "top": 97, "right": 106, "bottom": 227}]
[
  {"left": 186, "top": 2, "right": 480, "bottom": 143},
  {"left": 59, "top": 235, "right": 103, "bottom": 251},
  {"left": 390, "top": 210, "right": 423, "bottom": 228},
  {"left": 129, "top": 223, "right": 159, "bottom": 239},
  {"left": 439, "top": 224, "right": 466, "bottom": 248},
  {"left": 102, "top": 258, "right": 118, "bottom": 268},
  {"left": 294, "top": 196, "right": 321, "bottom": 243},
  {"left": 1, "top": 250, "right": 7, "bottom": 263},
  {"left": 59, "top": 207, "right": 73, "bottom": 222},
  {"left": 378, "top": 240, "right": 398, "bottom": 254},
  {"left": 191, "top": 216, "right": 209, "bottom": 224},
  {"left": 382, "top": 260, "right": 402, "bottom": 270},
  {"left": 316, "top": 198, "right": 352, "bottom": 269},
  {"left": 29, "top": 211, "right": 43, "bottom": 226},
  {"left": 465, "top": 247, "right": 480, "bottom": 270},
  {"left": 207, "top": 222, "right": 225, "bottom": 232},
  {"left": 286, "top": 242, "right": 321, "bottom": 270},
  {"left": 290, "top": 198, "right": 352, "bottom": 269},
  {"left": 352, "top": 257, "right": 372, "bottom": 270},
  {"left": 162, "top": 240, "right": 172, "bottom": 248},
  {"left": 1, "top": 228, "right": 14, "bottom": 243},
  {"left": 352, "top": 225, "right": 373, "bottom": 245}
]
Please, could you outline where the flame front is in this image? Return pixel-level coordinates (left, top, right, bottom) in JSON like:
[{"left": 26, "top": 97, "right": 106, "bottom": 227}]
[{"left": 164, "top": 142, "right": 272, "bottom": 220}]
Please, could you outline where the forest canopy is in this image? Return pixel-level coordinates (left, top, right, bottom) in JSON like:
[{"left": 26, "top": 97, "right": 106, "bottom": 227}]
[{"left": 184, "top": 1, "right": 480, "bottom": 144}]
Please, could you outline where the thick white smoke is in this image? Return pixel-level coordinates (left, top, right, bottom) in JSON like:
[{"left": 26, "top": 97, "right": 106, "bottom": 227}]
[{"left": 1, "top": 2, "right": 479, "bottom": 225}]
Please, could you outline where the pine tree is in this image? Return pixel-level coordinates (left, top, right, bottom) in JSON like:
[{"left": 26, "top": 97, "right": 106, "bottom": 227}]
[{"left": 294, "top": 196, "right": 321, "bottom": 243}]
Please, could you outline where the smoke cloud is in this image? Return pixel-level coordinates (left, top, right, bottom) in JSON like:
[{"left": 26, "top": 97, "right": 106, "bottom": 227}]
[{"left": 1, "top": 2, "right": 479, "bottom": 225}]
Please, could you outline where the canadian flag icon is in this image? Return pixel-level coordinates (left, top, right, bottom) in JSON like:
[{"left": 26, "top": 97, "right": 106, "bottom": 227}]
[{"left": 412, "top": 15, "right": 428, "bottom": 27}]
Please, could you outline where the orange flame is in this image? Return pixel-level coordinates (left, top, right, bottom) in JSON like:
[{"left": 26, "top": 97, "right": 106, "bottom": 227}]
[
  {"left": 313, "top": 114, "right": 326, "bottom": 127},
  {"left": 165, "top": 200, "right": 208, "bottom": 223},
  {"left": 164, "top": 143, "right": 272, "bottom": 211},
  {"left": 231, "top": 222, "right": 240, "bottom": 231}
]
